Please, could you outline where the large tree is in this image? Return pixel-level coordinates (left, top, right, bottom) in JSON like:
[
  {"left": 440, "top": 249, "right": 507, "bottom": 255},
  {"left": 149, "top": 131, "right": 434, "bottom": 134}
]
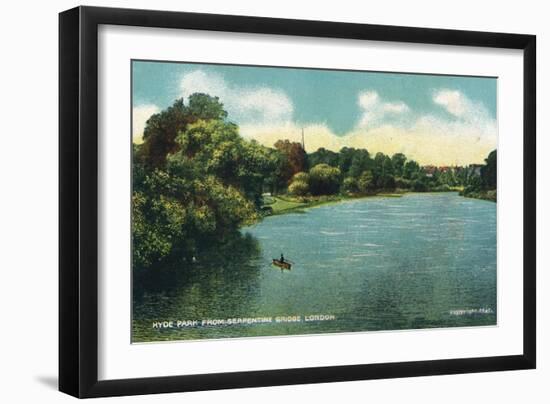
[
  {"left": 133, "top": 97, "right": 275, "bottom": 270},
  {"left": 481, "top": 149, "right": 497, "bottom": 189},
  {"left": 403, "top": 160, "right": 420, "bottom": 180},
  {"left": 372, "top": 152, "right": 395, "bottom": 189},
  {"left": 337, "top": 147, "right": 356, "bottom": 175},
  {"left": 140, "top": 94, "right": 228, "bottom": 168},
  {"left": 273, "top": 139, "right": 307, "bottom": 181},
  {"left": 308, "top": 164, "right": 341, "bottom": 195},
  {"left": 348, "top": 149, "right": 372, "bottom": 178},
  {"left": 391, "top": 153, "right": 407, "bottom": 177},
  {"left": 308, "top": 147, "right": 339, "bottom": 168}
]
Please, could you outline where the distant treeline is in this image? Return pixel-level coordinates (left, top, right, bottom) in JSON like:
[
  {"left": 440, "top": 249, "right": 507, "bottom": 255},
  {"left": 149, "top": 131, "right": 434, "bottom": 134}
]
[
  {"left": 459, "top": 149, "right": 497, "bottom": 202},
  {"left": 133, "top": 95, "right": 496, "bottom": 271},
  {"left": 285, "top": 146, "right": 495, "bottom": 197}
]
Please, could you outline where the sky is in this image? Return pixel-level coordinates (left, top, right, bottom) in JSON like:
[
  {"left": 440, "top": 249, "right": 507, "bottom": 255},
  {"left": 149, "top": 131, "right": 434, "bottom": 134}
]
[{"left": 132, "top": 60, "right": 497, "bottom": 166}]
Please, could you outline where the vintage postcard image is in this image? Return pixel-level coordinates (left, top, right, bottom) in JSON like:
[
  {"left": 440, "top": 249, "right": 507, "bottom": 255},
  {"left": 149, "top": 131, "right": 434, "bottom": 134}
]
[{"left": 131, "top": 61, "right": 497, "bottom": 342}]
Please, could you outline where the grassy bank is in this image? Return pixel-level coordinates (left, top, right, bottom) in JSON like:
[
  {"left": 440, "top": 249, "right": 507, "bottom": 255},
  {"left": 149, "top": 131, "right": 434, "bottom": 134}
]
[
  {"left": 262, "top": 192, "right": 405, "bottom": 215},
  {"left": 262, "top": 187, "right": 489, "bottom": 217},
  {"left": 460, "top": 189, "right": 497, "bottom": 202}
]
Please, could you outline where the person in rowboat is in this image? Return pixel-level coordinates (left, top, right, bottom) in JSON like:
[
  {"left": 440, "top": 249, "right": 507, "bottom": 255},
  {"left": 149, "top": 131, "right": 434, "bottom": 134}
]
[{"left": 280, "top": 253, "right": 285, "bottom": 263}]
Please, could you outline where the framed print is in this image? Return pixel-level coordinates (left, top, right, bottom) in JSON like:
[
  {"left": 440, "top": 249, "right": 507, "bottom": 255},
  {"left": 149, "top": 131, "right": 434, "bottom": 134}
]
[{"left": 59, "top": 6, "right": 536, "bottom": 398}]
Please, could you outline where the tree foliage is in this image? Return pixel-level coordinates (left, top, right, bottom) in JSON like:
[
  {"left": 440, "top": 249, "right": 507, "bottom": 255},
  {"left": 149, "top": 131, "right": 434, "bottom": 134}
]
[
  {"left": 133, "top": 92, "right": 498, "bottom": 271},
  {"left": 481, "top": 149, "right": 497, "bottom": 189},
  {"left": 288, "top": 180, "right": 310, "bottom": 196},
  {"left": 391, "top": 153, "right": 407, "bottom": 177},
  {"left": 308, "top": 147, "right": 339, "bottom": 168},
  {"left": 288, "top": 172, "right": 311, "bottom": 196},
  {"left": 133, "top": 96, "right": 274, "bottom": 271},
  {"left": 140, "top": 94, "right": 228, "bottom": 168},
  {"left": 273, "top": 139, "right": 307, "bottom": 179},
  {"left": 308, "top": 164, "right": 342, "bottom": 195}
]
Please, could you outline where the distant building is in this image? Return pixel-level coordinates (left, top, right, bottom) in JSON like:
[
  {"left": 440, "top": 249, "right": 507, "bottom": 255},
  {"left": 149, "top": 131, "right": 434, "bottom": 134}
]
[
  {"left": 422, "top": 165, "right": 459, "bottom": 178},
  {"left": 422, "top": 165, "right": 437, "bottom": 178}
]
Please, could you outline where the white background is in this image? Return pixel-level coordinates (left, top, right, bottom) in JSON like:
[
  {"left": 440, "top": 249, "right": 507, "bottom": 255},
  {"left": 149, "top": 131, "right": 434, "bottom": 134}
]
[{"left": 0, "top": 0, "right": 547, "bottom": 403}]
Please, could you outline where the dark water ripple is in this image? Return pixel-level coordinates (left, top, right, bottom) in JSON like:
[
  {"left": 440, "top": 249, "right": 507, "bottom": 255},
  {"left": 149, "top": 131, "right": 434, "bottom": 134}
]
[{"left": 133, "top": 193, "right": 496, "bottom": 342}]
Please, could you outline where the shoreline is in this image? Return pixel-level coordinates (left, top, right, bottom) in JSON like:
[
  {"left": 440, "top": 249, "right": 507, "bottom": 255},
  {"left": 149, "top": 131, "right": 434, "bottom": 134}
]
[
  {"left": 459, "top": 189, "right": 497, "bottom": 203},
  {"left": 261, "top": 188, "right": 494, "bottom": 218},
  {"left": 263, "top": 191, "right": 413, "bottom": 216}
]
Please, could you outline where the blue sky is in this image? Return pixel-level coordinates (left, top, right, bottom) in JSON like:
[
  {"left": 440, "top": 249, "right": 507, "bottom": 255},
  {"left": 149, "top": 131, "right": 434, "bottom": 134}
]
[{"left": 132, "top": 60, "right": 497, "bottom": 165}]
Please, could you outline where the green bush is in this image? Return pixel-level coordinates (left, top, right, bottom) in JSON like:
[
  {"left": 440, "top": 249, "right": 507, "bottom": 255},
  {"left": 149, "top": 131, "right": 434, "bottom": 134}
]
[
  {"left": 342, "top": 177, "right": 359, "bottom": 194},
  {"left": 308, "top": 164, "right": 341, "bottom": 195},
  {"left": 288, "top": 180, "right": 310, "bottom": 196}
]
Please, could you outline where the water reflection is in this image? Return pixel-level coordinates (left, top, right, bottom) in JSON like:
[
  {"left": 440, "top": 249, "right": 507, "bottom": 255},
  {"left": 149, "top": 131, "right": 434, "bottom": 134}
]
[
  {"left": 133, "top": 193, "right": 496, "bottom": 342},
  {"left": 133, "top": 232, "right": 264, "bottom": 341}
]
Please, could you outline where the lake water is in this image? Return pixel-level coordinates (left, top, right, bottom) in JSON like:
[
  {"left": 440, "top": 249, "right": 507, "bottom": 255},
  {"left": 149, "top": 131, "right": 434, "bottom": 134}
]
[{"left": 133, "top": 193, "right": 496, "bottom": 342}]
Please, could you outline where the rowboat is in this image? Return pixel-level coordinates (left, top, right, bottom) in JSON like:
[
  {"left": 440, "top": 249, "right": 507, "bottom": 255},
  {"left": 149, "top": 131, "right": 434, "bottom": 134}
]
[{"left": 272, "top": 259, "right": 291, "bottom": 270}]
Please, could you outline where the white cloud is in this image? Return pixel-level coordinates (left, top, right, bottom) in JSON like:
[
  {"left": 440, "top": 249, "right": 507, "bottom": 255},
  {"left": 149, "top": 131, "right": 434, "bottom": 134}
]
[
  {"left": 241, "top": 89, "right": 496, "bottom": 166},
  {"left": 432, "top": 89, "right": 492, "bottom": 123},
  {"left": 240, "top": 118, "right": 496, "bottom": 165},
  {"left": 431, "top": 88, "right": 497, "bottom": 141},
  {"left": 241, "top": 118, "right": 496, "bottom": 166},
  {"left": 382, "top": 102, "right": 409, "bottom": 114},
  {"left": 180, "top": 70, "right": 293, "bottom": 125},
  {"left": 132, "top": 104, "right": 159, "bottom": 143},
  {"left": 180, "top": 70, "right": 228, "bottom": 102},
  {"left": 433, "top": 89, "right": 468, "bottom": 117},
  {"left": 358, "top": 91, "right": 380, "bottom": 109},
  {"left": 174, "top": 73, "right": 497, "bottom": 165},
  {"left": 233, "top": 87, "right": 293, "bottom": 122},
  {"left": 356, "top": 90, "right": 410, "bottom": 128},
  {"left": 240, "top": 122, "right": 343, "bottom": 153}
]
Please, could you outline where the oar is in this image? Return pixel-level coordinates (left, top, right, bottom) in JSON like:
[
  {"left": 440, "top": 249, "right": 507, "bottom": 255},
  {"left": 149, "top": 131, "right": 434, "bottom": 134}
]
[{"left": 284, "top": 259, "right": 296, "bottom": 264}]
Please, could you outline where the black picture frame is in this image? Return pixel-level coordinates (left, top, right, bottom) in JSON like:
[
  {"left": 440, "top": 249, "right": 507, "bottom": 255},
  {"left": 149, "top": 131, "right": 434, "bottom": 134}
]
[{"left": 59, "top": 5, "right": 536, "bottom": 398}]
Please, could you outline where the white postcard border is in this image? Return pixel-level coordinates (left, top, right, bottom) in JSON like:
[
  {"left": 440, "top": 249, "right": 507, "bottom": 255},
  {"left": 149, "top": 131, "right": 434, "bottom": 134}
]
[{"left": 98, "top": 25, "right": 523, "bottom": 380}]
